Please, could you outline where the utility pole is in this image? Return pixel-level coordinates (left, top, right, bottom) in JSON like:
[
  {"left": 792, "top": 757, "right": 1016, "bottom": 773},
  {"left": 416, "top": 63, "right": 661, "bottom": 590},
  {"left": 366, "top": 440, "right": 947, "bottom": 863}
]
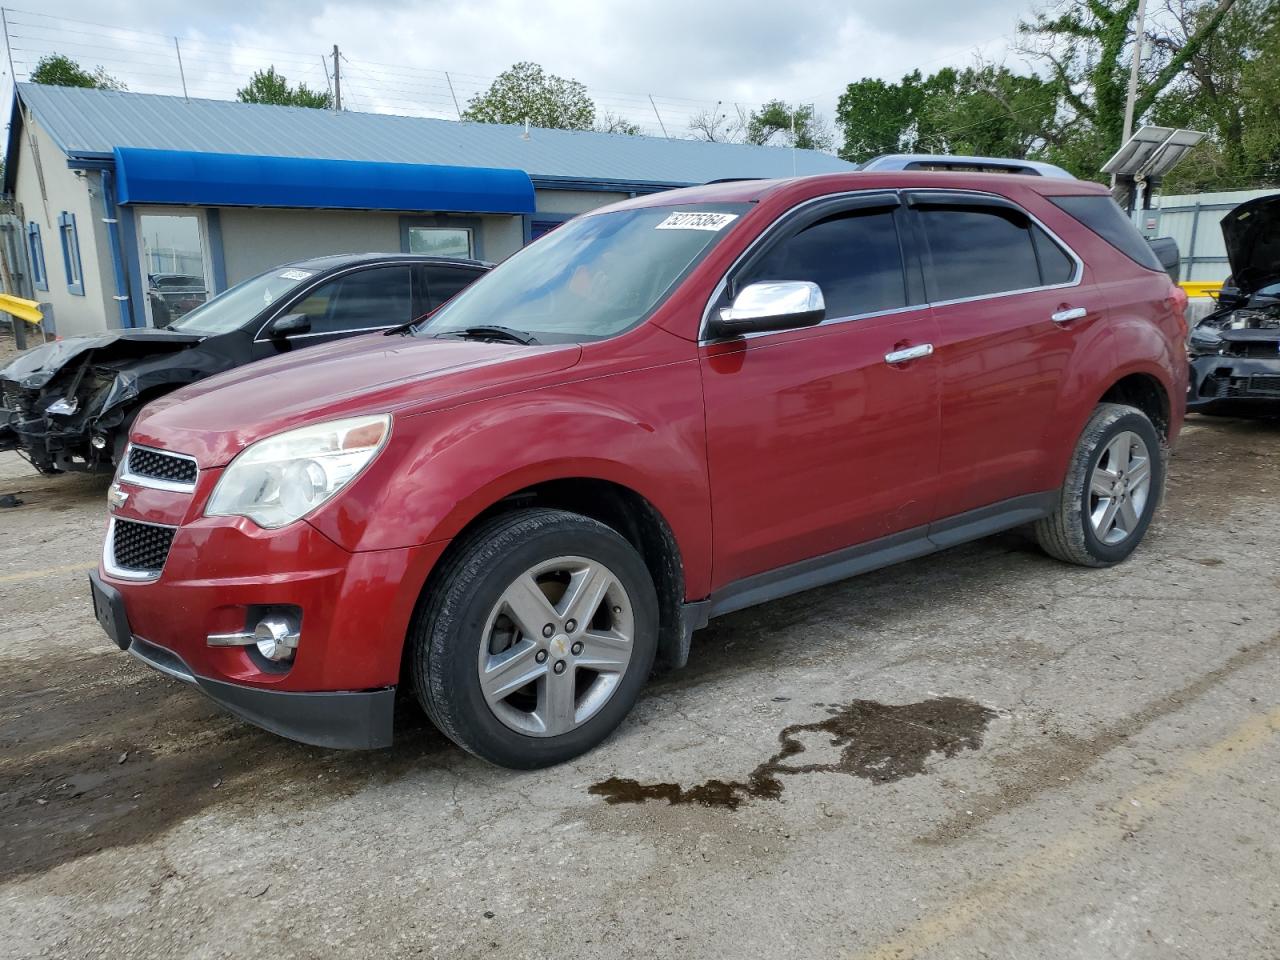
[
  {"left": 1121, "top": 0, "right": 1149, "bottom": 144},
  {"left": 332, "top": 44, "right": 342, "bottom": 111}
]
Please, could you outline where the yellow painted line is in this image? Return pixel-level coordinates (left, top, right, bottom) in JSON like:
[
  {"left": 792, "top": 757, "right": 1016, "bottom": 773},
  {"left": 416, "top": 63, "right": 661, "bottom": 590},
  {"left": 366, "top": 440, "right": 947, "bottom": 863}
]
[
  {"left": 851, "top": 704, "right": 1280, "bottom": 960},
  {"left": 0, "top": 563, "right": 94, "bottom": 585}
]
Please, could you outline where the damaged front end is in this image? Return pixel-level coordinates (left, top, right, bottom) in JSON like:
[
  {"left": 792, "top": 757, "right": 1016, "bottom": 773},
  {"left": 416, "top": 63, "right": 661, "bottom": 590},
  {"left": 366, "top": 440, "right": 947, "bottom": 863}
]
[
  {"left": 0, "top": 332, "right": 204, "bottom": 473},
  {"left": 1188, "top": 300, "right": 1280, "bottom": 415},
  {"left": 1186, "top": 192, "right": 1280, "bottom": 417}
]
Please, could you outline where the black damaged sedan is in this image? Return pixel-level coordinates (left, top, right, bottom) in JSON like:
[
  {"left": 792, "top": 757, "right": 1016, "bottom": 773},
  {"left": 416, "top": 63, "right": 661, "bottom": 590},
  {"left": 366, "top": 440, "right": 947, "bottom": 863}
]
[
  {"left": 1188, "top": 193, "right": 1280, "bottom": 417},
  {"left": 0, "top": 253, "right": 489, "bottom": 474}
]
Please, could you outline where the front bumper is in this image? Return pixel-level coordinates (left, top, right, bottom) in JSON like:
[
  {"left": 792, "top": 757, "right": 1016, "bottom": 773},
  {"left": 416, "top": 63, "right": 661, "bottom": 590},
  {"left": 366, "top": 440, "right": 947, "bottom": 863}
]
[
  {"left": 1188, "top": 355, "right": 1280, "bottom": 414},
  {"left": 93, "top": 474, "right": 448, "bottom": 748},
  {"left": 91, "top": 570, "right": 396, "bottom": 749}
]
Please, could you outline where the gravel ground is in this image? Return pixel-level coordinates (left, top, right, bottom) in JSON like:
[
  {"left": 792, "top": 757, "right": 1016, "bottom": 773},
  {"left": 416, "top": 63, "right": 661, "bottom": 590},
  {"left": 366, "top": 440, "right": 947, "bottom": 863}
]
[{"left": 0, "top": 415, "right": 1277, "bottom": 959}]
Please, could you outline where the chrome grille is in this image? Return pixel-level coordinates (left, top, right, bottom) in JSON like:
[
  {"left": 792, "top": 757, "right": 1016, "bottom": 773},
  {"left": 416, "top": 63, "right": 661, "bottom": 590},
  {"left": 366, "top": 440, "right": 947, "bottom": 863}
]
[
  {"left": 126, "top": 446, "right": 198, "bottom": 486},
  {"left": 111, "top": 519, "right": 175, "bottom": 575}
]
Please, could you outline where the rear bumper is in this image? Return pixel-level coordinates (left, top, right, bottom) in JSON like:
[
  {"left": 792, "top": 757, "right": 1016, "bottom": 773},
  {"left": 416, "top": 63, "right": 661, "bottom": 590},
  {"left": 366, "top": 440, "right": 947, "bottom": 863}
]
[
  {"left": 92, "top": 570, "right": 396, "bottom": 749},
  {"left": 1188, "top": 355, "right": 1280, "bottom": 414}
]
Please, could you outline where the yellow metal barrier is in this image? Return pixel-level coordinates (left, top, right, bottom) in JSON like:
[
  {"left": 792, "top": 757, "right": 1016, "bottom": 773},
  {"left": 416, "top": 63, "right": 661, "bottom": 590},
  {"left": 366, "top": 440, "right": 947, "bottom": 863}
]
[
  {"left": 0, "top": 293, "right": 44, "bottom": 325},
  {"left": 1179, "top": 281, "right": 1223, "bottom": 300}
]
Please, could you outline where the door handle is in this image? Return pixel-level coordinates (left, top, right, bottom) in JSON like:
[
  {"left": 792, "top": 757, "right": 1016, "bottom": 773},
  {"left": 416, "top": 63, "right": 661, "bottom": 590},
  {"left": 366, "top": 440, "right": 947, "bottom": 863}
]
[
  {"left": 884, "top": 343, "right": 934, "bottom": 365},
  {"left": 1051, "top": 306, "right": 1088, "bottom": 324}
]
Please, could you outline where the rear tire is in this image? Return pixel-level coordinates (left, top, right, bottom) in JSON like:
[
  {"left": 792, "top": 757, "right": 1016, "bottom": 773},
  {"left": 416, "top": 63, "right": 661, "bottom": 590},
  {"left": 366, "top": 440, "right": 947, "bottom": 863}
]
[
  {"left": 1035, "top": 403, "right": 1165, "bottom": 567},
  {"left": 409, "top": 508, "right": 658, "bottom": 769}
]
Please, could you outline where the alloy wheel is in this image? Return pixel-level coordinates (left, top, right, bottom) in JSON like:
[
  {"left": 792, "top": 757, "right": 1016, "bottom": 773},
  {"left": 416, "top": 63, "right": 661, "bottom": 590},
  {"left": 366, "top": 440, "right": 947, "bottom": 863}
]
[
  {"left": 1088, "top": 430, "right": 1153, "bottom": 545},
  {"left": 477, "top": 556, "right": 634, "bottom": 737}
]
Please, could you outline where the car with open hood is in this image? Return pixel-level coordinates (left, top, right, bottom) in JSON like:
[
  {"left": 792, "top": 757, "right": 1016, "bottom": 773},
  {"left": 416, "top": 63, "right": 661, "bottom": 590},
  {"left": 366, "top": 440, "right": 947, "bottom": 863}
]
[
  {"left": 0, "top": 253, "right": 489, "bottom": 474},
  {"left": 88, "top": 171, "right": 1187, "bottom": 768},
  {"left": 1187, "top": 193, "right": 1280, "bottom": 415}
]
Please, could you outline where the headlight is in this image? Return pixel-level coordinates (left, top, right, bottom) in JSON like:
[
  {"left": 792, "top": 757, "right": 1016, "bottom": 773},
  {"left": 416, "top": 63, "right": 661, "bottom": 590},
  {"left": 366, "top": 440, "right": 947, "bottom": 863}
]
[
  {"left": 206, "top": 414, "right": 391, "bottom": 528},
  {"left": 1188, "top": 323, "right": 1222, "bottom": 357}
]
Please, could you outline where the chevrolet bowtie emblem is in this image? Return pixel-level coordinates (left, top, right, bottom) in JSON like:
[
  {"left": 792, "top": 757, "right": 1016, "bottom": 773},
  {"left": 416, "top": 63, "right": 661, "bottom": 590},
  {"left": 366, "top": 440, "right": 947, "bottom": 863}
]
[{"left": 107, "top": 483, "right": 129, "bottom": 509}]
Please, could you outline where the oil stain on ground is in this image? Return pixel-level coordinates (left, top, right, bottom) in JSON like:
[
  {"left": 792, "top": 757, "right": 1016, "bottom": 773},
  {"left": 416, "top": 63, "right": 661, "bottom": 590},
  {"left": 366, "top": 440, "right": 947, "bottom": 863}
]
[{"left": 590, "top": 696, "right": 997, "bottom": 811}]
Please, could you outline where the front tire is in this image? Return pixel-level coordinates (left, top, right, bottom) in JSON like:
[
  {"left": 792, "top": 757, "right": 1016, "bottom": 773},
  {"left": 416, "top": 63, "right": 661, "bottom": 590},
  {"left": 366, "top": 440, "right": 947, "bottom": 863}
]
[
  {"left": 410, "top": 508, "right": 658, "bottom": 768},
  {"left": 1035, "top": 403, "right": 1165, "bottom": 567}
]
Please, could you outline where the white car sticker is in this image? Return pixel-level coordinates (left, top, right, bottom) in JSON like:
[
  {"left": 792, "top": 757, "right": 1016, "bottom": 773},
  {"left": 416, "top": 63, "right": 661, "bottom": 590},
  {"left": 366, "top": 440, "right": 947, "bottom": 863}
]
[
  {"left": 278, "top": 268, "right": 314, "bottom": 281},
  {"left": 655, "top": 211, "right": 739, "bottom": 231}
]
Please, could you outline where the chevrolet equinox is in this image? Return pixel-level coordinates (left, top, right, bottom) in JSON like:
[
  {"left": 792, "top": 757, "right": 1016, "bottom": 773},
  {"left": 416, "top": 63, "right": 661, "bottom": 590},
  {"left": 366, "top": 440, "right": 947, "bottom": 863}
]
[{"left": 90, "top": 171, "right": 1189, "bottom": 768}]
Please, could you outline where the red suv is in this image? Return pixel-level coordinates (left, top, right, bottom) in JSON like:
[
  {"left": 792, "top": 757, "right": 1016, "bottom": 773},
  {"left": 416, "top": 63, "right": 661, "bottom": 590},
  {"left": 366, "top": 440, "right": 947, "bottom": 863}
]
[{"left": 89, "top": 171, "right": 1188, "bottom": 768}]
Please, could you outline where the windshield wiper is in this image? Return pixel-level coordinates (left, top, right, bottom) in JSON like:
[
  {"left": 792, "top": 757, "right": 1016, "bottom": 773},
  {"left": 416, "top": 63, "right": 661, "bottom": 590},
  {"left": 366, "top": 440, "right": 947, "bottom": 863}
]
[{"left": 433, "top": 325, "right": 540, "bottom": 345}]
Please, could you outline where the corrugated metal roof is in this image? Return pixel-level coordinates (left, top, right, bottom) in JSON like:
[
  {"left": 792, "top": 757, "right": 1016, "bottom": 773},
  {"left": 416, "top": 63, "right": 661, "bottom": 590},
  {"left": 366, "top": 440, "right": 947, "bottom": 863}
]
[{"left": 16, "top": 83, "right": 855, "bottom": 186}]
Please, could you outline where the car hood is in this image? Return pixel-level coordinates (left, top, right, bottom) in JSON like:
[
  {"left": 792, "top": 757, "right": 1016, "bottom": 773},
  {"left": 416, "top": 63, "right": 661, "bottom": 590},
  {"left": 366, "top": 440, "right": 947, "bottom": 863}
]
[
  {"left": 0, "top": 329, "right": 204, "bottom": 390},
  {"left": 133, "top": 332, "right": 583, "bottom": 466},
  {"left": 1221, "top": 194, "right": 1280, "bottom": 295}
]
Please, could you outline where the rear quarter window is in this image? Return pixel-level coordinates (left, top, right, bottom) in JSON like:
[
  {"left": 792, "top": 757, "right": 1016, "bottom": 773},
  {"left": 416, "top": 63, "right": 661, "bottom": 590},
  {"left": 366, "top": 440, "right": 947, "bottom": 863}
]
[{"left": 1047, "top": 195, "right": 1164, "bottom": 272}]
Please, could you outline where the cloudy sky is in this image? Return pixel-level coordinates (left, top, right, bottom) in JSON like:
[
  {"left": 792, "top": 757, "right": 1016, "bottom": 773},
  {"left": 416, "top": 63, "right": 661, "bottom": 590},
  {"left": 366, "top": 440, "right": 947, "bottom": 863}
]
[{"left": 5, "top": 0, "right": 1042, "bottom": 142}]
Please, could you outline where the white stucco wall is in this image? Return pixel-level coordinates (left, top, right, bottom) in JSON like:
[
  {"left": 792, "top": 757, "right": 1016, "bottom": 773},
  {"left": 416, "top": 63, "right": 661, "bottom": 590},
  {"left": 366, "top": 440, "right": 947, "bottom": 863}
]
[
  {"left": 534, "top": 188, "right": 634, "bottom": 216},
  {"left": 10, "top": 116, "right": 115, "bottom": 336},
  {"left": 216, "top": 208, "right": 402, "bottom": 285}
]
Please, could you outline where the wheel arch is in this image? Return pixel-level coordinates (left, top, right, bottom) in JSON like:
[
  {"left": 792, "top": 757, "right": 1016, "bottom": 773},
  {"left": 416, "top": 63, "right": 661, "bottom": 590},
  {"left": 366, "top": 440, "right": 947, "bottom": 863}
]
[{"left": 409, "top": 474, "right": 694, "bottom": 679}]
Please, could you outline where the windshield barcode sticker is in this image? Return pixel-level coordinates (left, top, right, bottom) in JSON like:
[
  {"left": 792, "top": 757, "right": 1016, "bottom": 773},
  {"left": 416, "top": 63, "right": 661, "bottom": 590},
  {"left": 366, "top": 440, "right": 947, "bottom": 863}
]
[
  {"left": 655, "top": 211, "right": 739, "bottom": 231},
  {"left": 278, "top": 269, "right": 314, "bottom": 281}
]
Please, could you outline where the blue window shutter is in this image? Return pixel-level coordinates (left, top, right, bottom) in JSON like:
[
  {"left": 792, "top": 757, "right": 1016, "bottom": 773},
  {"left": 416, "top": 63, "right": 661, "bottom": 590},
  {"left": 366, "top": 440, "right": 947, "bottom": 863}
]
[
  {"left": 58, "top": 211, "right": 85, "bottom": 296},
  {"left": 27, "top": 222, "right": 48, "bottom": 291}
]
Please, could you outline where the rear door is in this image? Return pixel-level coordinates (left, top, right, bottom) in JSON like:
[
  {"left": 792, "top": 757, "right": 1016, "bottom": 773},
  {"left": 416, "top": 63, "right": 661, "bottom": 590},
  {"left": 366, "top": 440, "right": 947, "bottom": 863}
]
[
  {"left": 700, "top": 193, "right": 942, "bottom": 589},
  {"left": 422, "top": 263, "right": 487, "bottom": 313},
  {"left": 907, "top": 191, "right": 1101, "bottom": 519}
]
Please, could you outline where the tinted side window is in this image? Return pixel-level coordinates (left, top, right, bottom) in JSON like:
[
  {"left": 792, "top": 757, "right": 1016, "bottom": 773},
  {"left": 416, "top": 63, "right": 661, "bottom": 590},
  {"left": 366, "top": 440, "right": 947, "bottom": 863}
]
[
  {"left": 741, "top": 209, "right": 907, "bottom": 319},
  {"left": 1032, "top": 225, "right": 1076, "bottom": 285},
  {"left": 426, "top": 266, "right": 482, "bottom": 310},
  {"left": 1047, "top": 194, "right": 1164, "bottom": 272},
  {"left": 917, "top": 206, "right": 1040, "bottom": 301},
  {"left": 291, "top": 267, "right": 412, "bottom": 334}
]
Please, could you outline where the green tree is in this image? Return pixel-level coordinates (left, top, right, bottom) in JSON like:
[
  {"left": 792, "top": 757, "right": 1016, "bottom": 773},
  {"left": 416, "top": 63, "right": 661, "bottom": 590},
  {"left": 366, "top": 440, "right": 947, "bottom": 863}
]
[
  {"left": 746, "top": 100, "right": 834, "bottom": 151},
  {"left": 835, "top": 66, "right": 1057, "bottom": 163},
  {"left": 1150, "top": 0, "right": 1280, "bottom": 190},
  {"left": 1016, "top": 0, "right": 1239, "bottom": 178},
  {"left": 236, "top": 66, "right": 332, "bottom": 109},
  {"left": 462, "top": 62, "right": 595, "bottom": 130},
  {"left": 30, "top": 53, "right": 125, "bottom": 90}
]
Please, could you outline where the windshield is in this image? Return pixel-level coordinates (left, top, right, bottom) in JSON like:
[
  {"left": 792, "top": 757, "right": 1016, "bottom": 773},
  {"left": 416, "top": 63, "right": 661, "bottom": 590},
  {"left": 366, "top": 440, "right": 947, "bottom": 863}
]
[
  {"left": 417, "top": 204, "right": 749, "bottom": 343},
  {"left": 169, "top": 266, "right": 319, "bottom": 336}
]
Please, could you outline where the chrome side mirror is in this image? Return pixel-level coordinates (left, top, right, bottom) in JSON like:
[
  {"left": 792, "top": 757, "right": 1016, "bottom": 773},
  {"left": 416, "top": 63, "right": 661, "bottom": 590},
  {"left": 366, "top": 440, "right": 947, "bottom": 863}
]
[{"left": 707, "top": 281, "right": 825, "bottom": 339}]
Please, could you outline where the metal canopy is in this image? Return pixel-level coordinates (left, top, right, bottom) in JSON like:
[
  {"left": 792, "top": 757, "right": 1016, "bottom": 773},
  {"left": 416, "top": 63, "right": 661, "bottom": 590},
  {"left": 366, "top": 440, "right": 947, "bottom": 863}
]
[{"left": 1102, "top": 126, "right": 1207, "bottom": 179}]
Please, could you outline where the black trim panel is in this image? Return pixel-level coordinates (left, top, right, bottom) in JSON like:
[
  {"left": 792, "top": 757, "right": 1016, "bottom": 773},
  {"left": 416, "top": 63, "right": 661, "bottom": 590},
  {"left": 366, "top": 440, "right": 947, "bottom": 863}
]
[{"left": 700, "top": 491, "right": 1058, "bottom": 621}]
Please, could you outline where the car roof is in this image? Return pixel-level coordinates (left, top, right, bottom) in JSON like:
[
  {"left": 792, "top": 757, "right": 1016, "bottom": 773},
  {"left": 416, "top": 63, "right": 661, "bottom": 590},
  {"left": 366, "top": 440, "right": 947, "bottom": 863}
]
[
  {"left": 859, "top": 153, "right": 1076, "bottom": 178},
  {"left": 602, "top": 169, "right": 1112, "bottom": 210},
  {"left": 282, "top": 252, "right": 494, "bottom": 272}
]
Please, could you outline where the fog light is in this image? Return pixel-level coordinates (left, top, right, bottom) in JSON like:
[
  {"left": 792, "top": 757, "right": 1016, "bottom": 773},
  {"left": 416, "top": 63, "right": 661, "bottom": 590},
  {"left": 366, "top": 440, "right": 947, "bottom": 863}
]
[
  {"left": 91, "top": 434, "right": 108, "bottom": 450},
  {"left": 253, "top": 616, "right": 300, "bottom": 662}
]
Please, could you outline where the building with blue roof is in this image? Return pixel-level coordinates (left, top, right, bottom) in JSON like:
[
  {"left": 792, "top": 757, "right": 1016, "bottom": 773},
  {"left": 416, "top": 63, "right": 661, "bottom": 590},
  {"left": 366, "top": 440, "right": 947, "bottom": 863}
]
[{"left": 3, "top": 83, "right": 854, "bottom": 336}]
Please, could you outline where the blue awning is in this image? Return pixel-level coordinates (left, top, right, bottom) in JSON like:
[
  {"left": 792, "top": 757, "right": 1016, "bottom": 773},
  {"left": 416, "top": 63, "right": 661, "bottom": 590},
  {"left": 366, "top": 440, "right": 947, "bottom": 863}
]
[{"left": 113, "top": 147, "right": 535, "bottom": 214}]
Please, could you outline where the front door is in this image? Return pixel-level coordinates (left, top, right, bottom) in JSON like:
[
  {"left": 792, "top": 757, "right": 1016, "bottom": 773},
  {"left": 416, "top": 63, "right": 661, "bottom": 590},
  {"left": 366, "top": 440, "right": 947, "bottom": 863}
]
[
  {"left": 136, "top": 208, "right": 214, "bottom": 328},
  {"left": 700, "top": 196, "right": 941, "bottom": 590},
  {"left": 251, "top": 264, "right": 416, "bottom": 360}
]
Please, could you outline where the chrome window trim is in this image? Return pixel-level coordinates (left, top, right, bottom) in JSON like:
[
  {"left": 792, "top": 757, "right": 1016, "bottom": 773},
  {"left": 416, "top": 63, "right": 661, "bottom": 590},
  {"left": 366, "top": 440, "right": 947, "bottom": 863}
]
[
  {"left": 102, "top": 515, "right": 176, "bottom": 583},
  {"left": 698, "top": 188, "right": 1084, "bottom": 345},
  {"left": 253, "top": 324, "right": 397, "bottom": 344},
  {"left": 119, "top": 443, "right": 199, "bottom": 493}
]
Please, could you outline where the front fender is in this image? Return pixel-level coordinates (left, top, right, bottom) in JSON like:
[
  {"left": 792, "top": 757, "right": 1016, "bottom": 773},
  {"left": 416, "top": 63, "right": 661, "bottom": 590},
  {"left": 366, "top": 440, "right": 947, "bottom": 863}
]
[{"left": 305, "top": 360, "right": 714, "bottom": 597}]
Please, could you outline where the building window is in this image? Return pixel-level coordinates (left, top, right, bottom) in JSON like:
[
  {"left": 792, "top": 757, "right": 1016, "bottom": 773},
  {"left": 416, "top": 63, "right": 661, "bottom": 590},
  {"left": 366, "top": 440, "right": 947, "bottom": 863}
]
[
  {"left": 406, "top": 226, "right": 473, "bottom": 258},
  {"left": 58, "top": 211, "right": 85, "bottom": 296},
  {"left": 27, "top": 222, "right": 47, "bottom": 291}
]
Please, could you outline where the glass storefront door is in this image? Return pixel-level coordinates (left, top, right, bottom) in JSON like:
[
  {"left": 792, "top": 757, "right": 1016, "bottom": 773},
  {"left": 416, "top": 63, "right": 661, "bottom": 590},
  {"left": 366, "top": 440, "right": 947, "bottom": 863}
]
[{"left": 137, "top": 209, "right": 213, "bottom": 328}]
